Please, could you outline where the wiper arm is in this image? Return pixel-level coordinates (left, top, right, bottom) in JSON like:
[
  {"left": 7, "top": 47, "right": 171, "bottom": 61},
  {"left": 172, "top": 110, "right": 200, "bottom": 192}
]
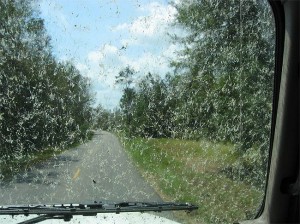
[{"left": 0, "top": 201, "right": 198, "bottom": 224}]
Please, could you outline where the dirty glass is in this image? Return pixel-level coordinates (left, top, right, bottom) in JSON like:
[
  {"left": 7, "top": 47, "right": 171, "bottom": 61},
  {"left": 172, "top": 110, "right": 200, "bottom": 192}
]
[{"left": 0, "top": 0, "right": 275, "bottom": 223}]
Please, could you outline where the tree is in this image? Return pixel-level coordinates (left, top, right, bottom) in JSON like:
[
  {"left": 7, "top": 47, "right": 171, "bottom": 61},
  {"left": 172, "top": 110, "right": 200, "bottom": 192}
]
[
  {"left": 132, "top": 73, "right": 171, "bottom": 138},
  {"left": 0, "top": 0, "right": 94, "bottom": 162},
  {"left": 93, "top": 105, "right": 114, "bottom": 131},
  {"left": 171, "top": 0, "right": 274, "bottom": 151},
  {"left": 167, "top": 0, "right": 275, "bottom": 187},
  {"left": 115, "top": 66, "right": 136, "bottom": 136}
]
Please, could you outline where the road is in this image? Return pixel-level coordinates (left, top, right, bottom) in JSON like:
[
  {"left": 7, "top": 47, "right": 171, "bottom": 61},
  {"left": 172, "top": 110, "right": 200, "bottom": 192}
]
[{"left": 0, "top": 131, "right": 163, "bottom": 205}]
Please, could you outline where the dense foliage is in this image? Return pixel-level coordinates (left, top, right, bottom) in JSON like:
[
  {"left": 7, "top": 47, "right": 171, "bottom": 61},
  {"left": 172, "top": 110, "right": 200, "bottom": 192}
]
[
  {"left": 170, "top": 0, "right": 274, "bottom": 146},
  {"left": 115, "top": 0, "right": 274, "bottom": 186},
  {"left": 0, "top": 0, "right": 93, "bottom": 161},
  {"left": 117, "top": 0, "right": 274, "bottom": 147}
]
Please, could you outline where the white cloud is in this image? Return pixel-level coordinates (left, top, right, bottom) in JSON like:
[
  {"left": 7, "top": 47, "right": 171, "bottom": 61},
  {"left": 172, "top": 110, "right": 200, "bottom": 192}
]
[
  {"left": 82, "top": 2, "right": 181, "bottom": 92},
  {"left": 88, "top": 44, "right": 118, "bottom": 63},
  {"left": 76, "top": 62, "right": 88, "bottom": 72},
  {"left": 76, "top": 2, "right": 181, "bottom": 109},
  {"left": 75, "top": 56, "right": 122, "bottom": 109},
  {"left": 88, "top": 51, "right": 102, "bottom": 62},
  {"left": 75, "top": 62, "right": 97, "bottom": 80},
  {"left": 114, "top": 23, "right": 129, "bottom": 31},
  {"left": 113, "top": 2, "right": 177, "bottom": 38}
]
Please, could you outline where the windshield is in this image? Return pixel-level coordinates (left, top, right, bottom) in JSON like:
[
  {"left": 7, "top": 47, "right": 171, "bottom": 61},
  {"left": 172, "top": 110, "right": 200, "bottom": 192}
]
[{"left": 0, "top": 0, "right": 275, "bottom": 223}]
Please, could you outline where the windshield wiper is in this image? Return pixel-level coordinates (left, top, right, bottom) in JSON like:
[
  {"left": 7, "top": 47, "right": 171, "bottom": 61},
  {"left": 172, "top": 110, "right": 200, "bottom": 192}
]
[{"left": 0, "top": 201, "right": 198, "bottom": 224}]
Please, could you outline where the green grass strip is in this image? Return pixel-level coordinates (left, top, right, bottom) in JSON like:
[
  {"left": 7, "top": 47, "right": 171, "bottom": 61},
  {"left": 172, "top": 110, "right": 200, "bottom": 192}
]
[{"left": 120, "top": 136, "right": 264, "bottom": 224}]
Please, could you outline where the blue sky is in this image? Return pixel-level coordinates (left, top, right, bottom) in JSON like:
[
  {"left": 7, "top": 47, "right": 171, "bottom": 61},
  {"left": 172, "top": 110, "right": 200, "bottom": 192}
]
[{"left": 38, "top": 0, "right": 179, "bottom": 109}]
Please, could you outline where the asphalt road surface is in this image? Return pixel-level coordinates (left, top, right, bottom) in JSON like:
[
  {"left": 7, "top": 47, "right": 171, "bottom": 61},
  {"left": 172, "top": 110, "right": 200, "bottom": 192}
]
[{"left": 0, "top": 131, "right": 163, "bottom": 205}]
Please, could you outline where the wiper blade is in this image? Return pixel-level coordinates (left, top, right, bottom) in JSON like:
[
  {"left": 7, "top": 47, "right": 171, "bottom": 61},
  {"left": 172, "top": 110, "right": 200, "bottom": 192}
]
[
  {"left": 0, "top": 201, "right": 198, "bottom": 223},
  {"left": 0, "top": 201, "right": 198, "bottom": 215}
]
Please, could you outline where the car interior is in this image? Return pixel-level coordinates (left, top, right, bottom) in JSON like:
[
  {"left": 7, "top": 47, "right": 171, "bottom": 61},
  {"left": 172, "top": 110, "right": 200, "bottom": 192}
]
[{"left": 242, "top": 0, "right": 299, "bottom": 223}]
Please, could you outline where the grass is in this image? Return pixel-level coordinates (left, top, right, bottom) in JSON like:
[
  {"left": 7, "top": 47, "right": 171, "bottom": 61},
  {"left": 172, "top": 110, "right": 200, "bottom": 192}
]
[
  {"left": 119, "top": 136, "right": 264, "bottom": 224},
  {"left": 0, "top": 131, "right": 94, "bottom": 180}
]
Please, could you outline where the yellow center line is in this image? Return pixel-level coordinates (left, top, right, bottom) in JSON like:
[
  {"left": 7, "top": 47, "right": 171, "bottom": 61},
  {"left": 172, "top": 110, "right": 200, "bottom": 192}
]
[{"left": 72, "top": 168, "right": 81, "bottom": 180}]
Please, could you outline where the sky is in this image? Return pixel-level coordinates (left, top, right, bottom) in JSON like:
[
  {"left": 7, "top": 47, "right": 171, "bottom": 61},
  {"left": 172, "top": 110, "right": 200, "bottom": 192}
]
[{"left": 38, "top": 0, "right": 179, "bottom": 110}]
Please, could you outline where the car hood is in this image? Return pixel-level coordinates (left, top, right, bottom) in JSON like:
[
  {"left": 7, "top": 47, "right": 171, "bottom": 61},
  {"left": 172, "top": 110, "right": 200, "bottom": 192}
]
[{"left": 0, "top": 212, "right": 180, "bottom": 224}]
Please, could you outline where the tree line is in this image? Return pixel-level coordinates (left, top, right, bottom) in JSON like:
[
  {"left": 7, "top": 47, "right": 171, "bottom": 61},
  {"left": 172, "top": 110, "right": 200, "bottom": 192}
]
[
  {"left": 111, "top": 0, "right": 274, "bottom": 169},
  {"left": 0, "top": 0, "right": 93, "bottom": 161}
]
